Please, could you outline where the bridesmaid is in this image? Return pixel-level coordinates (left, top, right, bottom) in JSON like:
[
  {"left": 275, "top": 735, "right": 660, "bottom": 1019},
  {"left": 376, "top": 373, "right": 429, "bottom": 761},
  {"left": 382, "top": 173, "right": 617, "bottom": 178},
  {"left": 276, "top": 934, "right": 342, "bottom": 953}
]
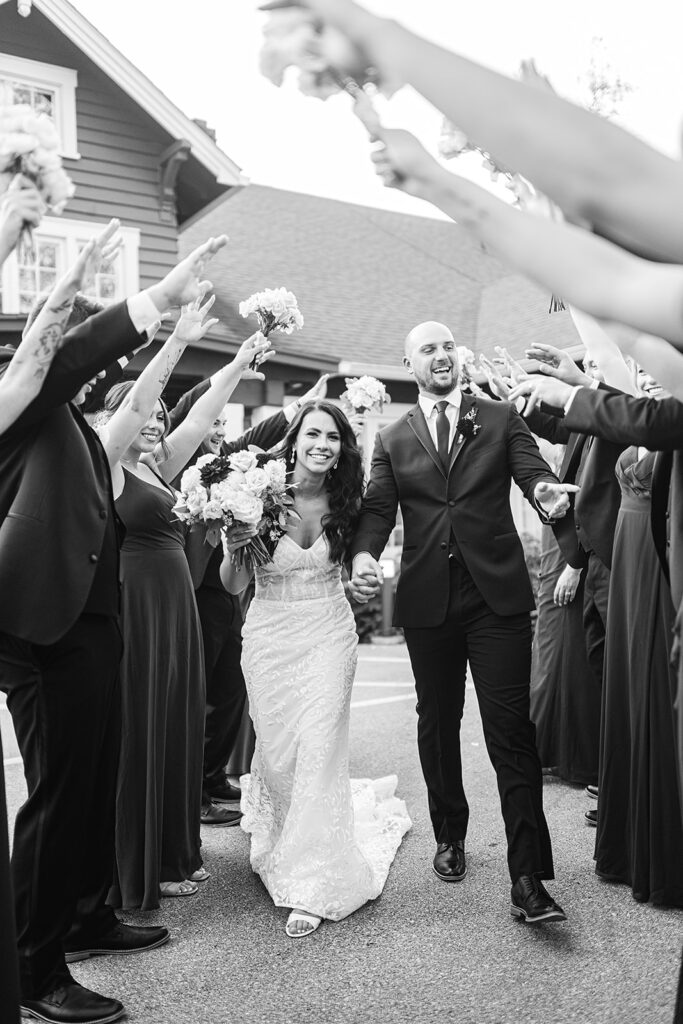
[
  {"left": 97, "top": 296, "right": 269, "bottom": 909},
  {"left": 596, "top": 443, "right": 683, "bottom": 905}
]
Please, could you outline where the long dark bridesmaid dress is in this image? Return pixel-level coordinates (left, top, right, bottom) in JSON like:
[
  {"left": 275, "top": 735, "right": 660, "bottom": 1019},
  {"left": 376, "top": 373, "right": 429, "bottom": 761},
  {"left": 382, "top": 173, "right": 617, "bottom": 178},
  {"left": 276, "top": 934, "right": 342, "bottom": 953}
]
[
  {"left": 108, "top": 468, "right": 205, "bottom": 910},
  {"left": 530, "top": 524, "right": 600, "bottom": 785},
  {"left": 596, "top": 448, "right": 683, "bottom": 906}
]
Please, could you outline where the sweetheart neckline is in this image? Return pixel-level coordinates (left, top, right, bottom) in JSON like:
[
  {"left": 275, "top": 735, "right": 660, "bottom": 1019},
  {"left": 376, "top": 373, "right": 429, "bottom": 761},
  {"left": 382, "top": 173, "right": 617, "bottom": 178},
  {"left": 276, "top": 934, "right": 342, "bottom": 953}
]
[{"left": 281, "top": 532, "right": 325, "bottom": 553}]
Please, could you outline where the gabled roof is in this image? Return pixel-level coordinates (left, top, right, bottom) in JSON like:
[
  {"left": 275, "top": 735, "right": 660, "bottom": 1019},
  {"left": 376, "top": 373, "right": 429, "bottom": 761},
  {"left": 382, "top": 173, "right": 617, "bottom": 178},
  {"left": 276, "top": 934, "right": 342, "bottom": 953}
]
[
  {"left": 180, "top": 184, "right": 581, "bottom": 371},
  {"left": 0, "top": 0, "right": 247, "bottom": 187}
]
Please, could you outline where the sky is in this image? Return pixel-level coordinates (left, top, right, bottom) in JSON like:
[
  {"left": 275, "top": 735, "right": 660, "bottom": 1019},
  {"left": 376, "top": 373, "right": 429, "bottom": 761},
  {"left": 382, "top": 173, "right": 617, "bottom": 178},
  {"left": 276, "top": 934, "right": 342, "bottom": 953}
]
[{"left": 68, "top": 0, "right": 683, "bottom": 220}]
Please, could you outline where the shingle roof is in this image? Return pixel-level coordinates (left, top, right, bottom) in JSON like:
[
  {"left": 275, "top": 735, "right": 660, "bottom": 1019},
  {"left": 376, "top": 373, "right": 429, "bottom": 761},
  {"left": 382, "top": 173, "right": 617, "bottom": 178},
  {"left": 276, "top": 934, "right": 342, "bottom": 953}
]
[{"left": 180, "top": 184, "right": 580, "bottom": 370}]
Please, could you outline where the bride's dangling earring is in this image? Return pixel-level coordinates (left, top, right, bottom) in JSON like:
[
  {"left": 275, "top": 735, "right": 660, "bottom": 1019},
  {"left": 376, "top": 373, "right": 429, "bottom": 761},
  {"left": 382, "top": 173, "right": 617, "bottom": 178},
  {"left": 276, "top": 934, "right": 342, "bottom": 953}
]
[{"left": 289, "top": 450, "right": 296, "bottom": 467}]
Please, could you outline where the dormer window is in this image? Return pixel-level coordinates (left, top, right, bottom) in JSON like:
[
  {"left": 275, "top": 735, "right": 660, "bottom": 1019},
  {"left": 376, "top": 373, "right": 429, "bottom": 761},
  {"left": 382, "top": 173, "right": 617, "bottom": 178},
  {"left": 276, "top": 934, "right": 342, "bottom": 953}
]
[{"left": 0, "top": 53, "right": 78, "bottom": 158}]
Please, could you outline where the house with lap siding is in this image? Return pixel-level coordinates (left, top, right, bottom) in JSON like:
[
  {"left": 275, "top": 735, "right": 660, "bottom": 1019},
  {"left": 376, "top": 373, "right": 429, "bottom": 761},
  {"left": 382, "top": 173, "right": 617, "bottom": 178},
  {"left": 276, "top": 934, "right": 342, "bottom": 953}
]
[{"left": 0, "top": 0, "right": 245, "bottom": 397}]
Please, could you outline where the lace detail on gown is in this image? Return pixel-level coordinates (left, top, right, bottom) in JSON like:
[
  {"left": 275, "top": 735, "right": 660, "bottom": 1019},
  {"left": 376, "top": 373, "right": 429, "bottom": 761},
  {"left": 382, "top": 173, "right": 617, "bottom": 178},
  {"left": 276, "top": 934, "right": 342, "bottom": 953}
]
[{"left": 240, "top": 534, "right": 411, "bottom": 920}]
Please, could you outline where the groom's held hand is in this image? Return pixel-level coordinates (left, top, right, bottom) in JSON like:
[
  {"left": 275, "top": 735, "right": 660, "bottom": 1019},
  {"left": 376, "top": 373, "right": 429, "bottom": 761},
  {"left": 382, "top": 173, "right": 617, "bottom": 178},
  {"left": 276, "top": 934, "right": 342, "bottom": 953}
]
[{"left": 349, "top": 552, "right": 383, "bottom": 604}]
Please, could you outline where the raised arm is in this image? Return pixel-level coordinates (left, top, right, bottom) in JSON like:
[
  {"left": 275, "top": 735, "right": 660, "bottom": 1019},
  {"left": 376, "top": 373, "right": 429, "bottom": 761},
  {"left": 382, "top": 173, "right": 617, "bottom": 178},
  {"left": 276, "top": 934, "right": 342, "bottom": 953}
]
[
  {"left": 100, "top": 294, "right": 218, "bottom": 468},
  {"left": 153, "top": 332, "right": 271, "bottom": 482},
  {"left": 0, "top": 175, "right": 43, "bottom": 266},
  {"left": 366, "top": 129, "right": 683, "bottom": 348},
  {"left": 262, "top": 0, "right": 683, "bottom": 262},
  {"left": 0, "top": 222, "right": 121, "bottom": 433}
]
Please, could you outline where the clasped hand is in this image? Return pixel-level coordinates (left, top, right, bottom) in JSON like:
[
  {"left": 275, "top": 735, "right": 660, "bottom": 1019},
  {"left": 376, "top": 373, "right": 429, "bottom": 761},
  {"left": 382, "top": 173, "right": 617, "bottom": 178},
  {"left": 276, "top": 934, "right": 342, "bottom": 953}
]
[{"left": 348, "top": 553, "right": 383, "bottom": 604}]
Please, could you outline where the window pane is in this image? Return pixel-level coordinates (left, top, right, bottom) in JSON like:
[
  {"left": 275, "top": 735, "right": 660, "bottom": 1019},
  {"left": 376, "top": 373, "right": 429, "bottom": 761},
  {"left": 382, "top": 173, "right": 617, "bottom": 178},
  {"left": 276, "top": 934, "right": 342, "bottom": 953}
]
[
  {"left": 34, "top": 90, "right": 54, "bottom": 117},
  {"left": 19, "top": 267, "right": 36, "bottom": 292},
  {"left": 39, "top": 244, "right": 58, "bottom": 269},
  {"left": 12, "top": 84, "right": 31, "bottom": 106},
  {"left": 39, "top": 269, "right": 57, "bottom": 292},
  {"left": 97, "top": 276, "right": 117, "bottom": 300}
]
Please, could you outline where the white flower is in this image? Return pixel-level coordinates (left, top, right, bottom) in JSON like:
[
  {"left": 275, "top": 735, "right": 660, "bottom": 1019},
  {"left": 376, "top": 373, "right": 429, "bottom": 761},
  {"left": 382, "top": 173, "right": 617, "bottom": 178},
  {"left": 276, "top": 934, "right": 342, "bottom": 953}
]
[
  {"left": 179, "top": 465, "right": 202, "bottom": 493},
  {"left": 342, "top": 375, "right": 390, "bottom": 413},
  {"left": 264, "top": 459, "right": 287, "bottom": 490},
  {"left": 195, "top": 452, "right": 218, "bottom": 469},
  {"left": 243, "top": 467, "right": 269, "bottom": 496},
  {"left": 210, "top": 479, "right": 240, "bottom": 511},
  {"left": 185, "top": 485, "right": 208, "bottom": 516},
  {"left": 229, "top": 490, "right": 263, "bottom": 526},
  {"left": 201, "top": 500, "right": 224, "bottom": 521},
  {"left": 229, "top": 449, "right": 258, "bottom": 473}
]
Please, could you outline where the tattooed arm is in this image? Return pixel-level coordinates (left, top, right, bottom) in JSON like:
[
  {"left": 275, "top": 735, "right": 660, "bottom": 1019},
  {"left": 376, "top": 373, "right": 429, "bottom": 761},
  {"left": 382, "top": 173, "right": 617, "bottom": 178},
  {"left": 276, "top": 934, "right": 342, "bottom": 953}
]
[
  {"left": 0, "top": 221, "right": 122, "bottom": 434},
  {"left": 97, "top": 292, "right": 219, "bottom": 470}
]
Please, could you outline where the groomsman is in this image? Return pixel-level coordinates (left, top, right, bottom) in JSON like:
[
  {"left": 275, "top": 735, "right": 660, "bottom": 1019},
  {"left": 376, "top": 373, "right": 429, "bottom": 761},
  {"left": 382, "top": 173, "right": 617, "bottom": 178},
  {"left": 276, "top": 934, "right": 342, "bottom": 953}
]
[{"left": 0, "top": 235, "right": 227, "bottom": 1024}]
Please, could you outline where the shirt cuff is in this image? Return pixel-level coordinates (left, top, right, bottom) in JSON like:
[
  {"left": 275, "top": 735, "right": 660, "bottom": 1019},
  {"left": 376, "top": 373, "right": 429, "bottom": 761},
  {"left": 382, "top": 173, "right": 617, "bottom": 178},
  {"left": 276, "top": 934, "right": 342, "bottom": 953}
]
[
  {"left": 127, "top": 291, "right": 163, "bottom": 334},
  {"left": 563, "top": 378, "right": 599, "bottom": 416}
]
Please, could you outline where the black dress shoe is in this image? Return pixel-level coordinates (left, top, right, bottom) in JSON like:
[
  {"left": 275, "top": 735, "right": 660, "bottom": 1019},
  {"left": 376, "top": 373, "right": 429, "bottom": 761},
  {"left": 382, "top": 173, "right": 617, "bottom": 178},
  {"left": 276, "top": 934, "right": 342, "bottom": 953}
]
[
  {"left": 510, "top": 875, "right": 567, "bottom": 923},
  {"left": 585, "top": 807, "right": 598, "bottom": 826},
  {"left": 64, "top": 921, "right": 169, "bottom": 963},
  {"left": 204, "top": 778, "right": 242, "bottom": 803},
  {"left": 585, "top": 784, "right": 599, "bottom": 799},
  {"left": 432, "top": 840, "right": 467, "bottom": 882},
  {"left": 21, "top": 981, "right": 124, "bottom": 1023},
  {"left": 200, "top": 802, "right": 243, "bottom": 826}
]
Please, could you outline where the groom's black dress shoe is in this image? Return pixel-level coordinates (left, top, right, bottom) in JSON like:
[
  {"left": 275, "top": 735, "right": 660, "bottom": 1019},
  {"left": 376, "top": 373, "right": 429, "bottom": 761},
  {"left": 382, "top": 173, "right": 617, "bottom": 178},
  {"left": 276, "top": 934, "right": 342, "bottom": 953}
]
[
  {"left": 510, "top": 875, "right": 567, "bottom": 923},
  {"left": 20, "top": 980, "right": 125, "bottom": 1023},
  {"left": 64, "top": 921, "right": 169, "bottom": 962},
  {"left": 433, "top": 840, "right": 467, "bottom": 882}
]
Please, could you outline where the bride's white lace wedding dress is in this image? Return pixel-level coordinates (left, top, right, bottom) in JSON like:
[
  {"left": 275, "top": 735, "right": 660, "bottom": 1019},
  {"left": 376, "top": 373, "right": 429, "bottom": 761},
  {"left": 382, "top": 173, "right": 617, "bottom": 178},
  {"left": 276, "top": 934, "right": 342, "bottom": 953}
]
[{"left": 240, "top": 532, "right": 411, "bottom": 920}]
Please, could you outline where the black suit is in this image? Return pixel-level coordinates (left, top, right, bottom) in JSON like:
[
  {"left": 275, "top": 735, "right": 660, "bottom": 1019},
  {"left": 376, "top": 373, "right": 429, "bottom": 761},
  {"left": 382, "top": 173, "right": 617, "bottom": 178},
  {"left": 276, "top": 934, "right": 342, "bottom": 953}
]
[
  {"left": 0, "top": 303, "right": 142, "bottom": 1000},
  {"left": 169, "top": 382, "right": 289, "bottom": 795},
  {"left": 352, "top": 394, "right": 559, "bottom": 881},
  {"left": 526, "top": 403, "right": 625, "bottom": 688}
]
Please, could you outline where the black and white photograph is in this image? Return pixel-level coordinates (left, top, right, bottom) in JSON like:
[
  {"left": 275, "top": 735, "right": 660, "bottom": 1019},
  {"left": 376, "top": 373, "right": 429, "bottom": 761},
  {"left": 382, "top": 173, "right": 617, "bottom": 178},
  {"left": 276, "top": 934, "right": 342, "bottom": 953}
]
[{"left": 1, "top": 1, "right": 682, "bottom": 1021}]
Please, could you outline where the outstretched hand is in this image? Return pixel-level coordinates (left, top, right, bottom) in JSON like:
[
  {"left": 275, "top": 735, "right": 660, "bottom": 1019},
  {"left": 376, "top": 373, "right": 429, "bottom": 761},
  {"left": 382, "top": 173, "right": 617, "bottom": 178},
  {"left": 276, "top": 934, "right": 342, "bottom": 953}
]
[
  {"left": 174, "top": 291, "right": 220, "bottom": 345},
  {"left": 364, "top": 124, "right": 445, "bottom": 200},
  {"left": 149, "top": 235, "right": 229, "bottom": 312},
  {"left": 300, "top": 373, "right": 330, "bottom": 403},
  {"left": 524, "top": 342, "right": 591, "bottom": 386},
  {"left": 508, "top": 375, "right": 575, "bottom": 416},
  {"left": 233, "top": 331, "right": 273, "bottom": 380},
  {"left": 534, "top": 480, "right": 579, "bottom": 520},
  {"left": 57, "top": 218, "right": 123, "bottom": 296}
]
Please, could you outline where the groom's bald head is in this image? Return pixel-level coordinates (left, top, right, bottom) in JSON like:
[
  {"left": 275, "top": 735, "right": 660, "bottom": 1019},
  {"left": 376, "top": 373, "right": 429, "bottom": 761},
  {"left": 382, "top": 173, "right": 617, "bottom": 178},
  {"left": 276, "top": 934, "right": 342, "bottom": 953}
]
[{"left": 404, "top": 321, "right": 454, "bottom": 359}]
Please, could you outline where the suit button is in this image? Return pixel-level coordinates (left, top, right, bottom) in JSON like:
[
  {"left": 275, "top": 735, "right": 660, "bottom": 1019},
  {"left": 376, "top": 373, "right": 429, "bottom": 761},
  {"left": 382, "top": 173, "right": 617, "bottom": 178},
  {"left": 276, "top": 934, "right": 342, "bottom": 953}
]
[
  {"left": 448, "top": 499, "right": 456, "bottom": 507},
  {"left": 89, "top": 553, "right": 98, "bottom": 563},
  {"left": 440, "top": 542, "right": 447, "bottom": 550},
  {"left": 99, "top": 509, "right": 107, "bottom": 519}
]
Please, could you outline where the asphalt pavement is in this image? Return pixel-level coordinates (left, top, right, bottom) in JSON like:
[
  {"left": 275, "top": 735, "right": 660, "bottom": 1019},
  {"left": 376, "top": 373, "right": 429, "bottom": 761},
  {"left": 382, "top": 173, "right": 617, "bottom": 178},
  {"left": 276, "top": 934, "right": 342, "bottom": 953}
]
[{"left": 3, "top": 644, "right": 682, "bottom": 1024}]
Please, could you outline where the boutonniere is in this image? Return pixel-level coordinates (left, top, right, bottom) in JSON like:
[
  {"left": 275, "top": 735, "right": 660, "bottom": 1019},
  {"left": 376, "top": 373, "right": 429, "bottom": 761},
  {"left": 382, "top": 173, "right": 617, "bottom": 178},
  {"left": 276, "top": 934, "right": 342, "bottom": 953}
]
[{"left": 456, "top": 405, "right": 481, "bottom": 442}]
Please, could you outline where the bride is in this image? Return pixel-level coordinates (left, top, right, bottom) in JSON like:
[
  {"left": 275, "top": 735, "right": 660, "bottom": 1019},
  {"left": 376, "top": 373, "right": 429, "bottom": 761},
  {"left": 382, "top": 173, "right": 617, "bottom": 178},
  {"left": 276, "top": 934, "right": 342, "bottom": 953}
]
[{"left": 221, "top": 399, "right": 411, "bottom": 937}]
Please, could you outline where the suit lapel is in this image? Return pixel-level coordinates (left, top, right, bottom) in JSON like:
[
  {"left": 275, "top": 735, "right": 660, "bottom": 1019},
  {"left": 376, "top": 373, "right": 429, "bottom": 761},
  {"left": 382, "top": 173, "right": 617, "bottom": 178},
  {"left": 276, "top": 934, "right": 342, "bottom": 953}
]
[
  {"left": 447, "top": 392, "right": 475, "bottom": 475},
  {"left": 407, "top": 405, "right": 445, "bottom": 477}
]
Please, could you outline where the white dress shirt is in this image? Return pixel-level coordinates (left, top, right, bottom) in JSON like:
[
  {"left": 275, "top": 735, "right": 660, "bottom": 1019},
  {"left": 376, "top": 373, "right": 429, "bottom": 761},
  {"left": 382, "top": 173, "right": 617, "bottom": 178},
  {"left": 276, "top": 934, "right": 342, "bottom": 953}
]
[{"left": 418, "top": 389, "right": 462, "bottom": 452}]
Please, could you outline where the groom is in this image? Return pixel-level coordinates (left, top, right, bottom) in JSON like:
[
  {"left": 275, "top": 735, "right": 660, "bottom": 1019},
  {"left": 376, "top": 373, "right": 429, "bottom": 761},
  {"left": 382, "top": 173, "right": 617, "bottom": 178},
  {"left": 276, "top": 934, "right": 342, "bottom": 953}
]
[{"left": 349, "top": 321, "right": 576, "bottom": 923}]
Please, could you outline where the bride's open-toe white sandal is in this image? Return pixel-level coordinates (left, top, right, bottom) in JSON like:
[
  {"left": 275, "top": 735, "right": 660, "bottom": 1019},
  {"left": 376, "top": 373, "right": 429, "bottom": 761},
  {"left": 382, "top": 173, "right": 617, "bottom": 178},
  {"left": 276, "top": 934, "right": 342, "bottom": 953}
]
[{"left": 285, "top": 911, "right": 322, "bottom": 938}]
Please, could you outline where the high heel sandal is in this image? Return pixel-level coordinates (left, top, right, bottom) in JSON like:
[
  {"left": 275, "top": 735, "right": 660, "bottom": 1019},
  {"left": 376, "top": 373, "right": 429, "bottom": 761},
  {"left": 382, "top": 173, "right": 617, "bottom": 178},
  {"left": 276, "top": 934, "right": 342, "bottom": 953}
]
[
  {"left": 285, "top": 910, "right": 322, "bottom": 938},
  {"left": 159, "top": 880, "right": 199, "bottom": 897}
]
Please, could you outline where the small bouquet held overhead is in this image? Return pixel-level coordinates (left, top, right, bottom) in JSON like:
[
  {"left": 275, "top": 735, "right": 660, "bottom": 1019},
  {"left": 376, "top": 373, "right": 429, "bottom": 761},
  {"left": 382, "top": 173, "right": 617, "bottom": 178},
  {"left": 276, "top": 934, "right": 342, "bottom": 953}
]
[
  {"left": 173, "top": 448, "right": 298, "bottom": 567},
  {"left": 341, "top": 375, "right": 391, "bottom": 416},
  {"left": 239, "top": 287, "right": 304, "bottom": 368},
  {"left": 0, "top": 87, "right": 75, "bottom": 252}
]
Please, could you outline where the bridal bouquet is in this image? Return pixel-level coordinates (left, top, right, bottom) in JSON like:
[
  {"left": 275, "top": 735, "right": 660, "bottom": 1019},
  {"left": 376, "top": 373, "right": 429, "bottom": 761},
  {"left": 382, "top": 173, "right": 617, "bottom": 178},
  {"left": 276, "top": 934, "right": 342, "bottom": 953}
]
[
  {"left": 239, "top": 287, "right": 304, "bottom": 369},
  {"left": 0, "top": 92, "right": 75, "bottom": 250},
  {"left": 341, "top": 375, "right": 390, "bottom": 415},
  {"left": 173, "top": 448, "right": 297, "bottom": 567}
]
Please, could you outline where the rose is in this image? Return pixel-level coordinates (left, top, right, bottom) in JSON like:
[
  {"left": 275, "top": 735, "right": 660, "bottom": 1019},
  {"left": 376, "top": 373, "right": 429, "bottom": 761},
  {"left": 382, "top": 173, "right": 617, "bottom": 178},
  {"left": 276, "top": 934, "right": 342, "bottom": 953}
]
[
  {"left": 185, "top": 484, "right": 208, "bottom": 515},
  {"left": 202, "top": 499, "right": 224, "bottom": 521},
  {"left": 210, "top": 479, "right": 240, "bottom": 510},
  {"left": 244, "top": 467, "right": 270, "bottom": 496},
  {"left": 264, "top": 459, "right": 287, "bottom": 489},
  {"left": 229, "top": 450, "right": 258, "bottom": 473},
  {"left": 179, "top": 465, "right": 202, "bottom": 493},
  {"left": 196, "top": 452, "right": 219, "bottom": 469},
  {"left": 229, "top": 490, "right": 263, "bottom": 526}
]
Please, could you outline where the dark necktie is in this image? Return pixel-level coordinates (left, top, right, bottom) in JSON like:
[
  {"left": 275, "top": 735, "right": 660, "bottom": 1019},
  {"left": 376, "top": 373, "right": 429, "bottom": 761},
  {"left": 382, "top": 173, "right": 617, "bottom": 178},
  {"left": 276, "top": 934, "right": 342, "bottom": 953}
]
[{"left": 435, "top": 400, "right": 450, "bottom": 470}]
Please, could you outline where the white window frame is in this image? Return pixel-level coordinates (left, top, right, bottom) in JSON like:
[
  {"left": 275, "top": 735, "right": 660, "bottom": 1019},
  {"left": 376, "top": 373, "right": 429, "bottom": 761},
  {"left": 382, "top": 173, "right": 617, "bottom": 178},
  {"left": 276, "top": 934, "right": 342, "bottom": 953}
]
[
  {"left": 0, "top": 216, "right": 140, "bottom": 314},
  {"left": 0, "top": 53, "right": 79, "bottom": 159}
]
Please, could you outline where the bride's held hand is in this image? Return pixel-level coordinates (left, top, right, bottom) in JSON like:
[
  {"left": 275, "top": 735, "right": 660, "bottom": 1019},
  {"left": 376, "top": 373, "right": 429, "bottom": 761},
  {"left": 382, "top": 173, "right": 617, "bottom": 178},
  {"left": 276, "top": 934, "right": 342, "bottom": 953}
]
[{"left": 224, "top": 522, "right": 258, "bottom": 555}]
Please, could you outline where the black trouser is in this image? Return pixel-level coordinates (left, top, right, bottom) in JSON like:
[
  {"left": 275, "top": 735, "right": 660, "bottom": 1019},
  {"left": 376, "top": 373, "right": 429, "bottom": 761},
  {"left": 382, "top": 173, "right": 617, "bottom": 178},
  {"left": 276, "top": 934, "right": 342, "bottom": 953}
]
[
  {"left": 195, "top": 586, "right": 247, "bottom": 796},
  {"left": 0, "top": 735, "right": 20, "bottom": 1023},
  {"left": 582, "top": 552, "right": 610, "bottom": 690},
  {"left": 403, "top": 560, "right": 553, "bottom": 883},
  {"left": 0, "top": 615, "right": 122, "bottom": 999}
]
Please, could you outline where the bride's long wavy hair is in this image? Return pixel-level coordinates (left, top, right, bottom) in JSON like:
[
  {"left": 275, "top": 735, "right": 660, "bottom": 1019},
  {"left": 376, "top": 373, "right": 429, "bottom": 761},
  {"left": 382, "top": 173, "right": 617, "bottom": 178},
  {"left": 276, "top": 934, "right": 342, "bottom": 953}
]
[{"left": 272, "top": 399, "right": 364, "bottom": 564}]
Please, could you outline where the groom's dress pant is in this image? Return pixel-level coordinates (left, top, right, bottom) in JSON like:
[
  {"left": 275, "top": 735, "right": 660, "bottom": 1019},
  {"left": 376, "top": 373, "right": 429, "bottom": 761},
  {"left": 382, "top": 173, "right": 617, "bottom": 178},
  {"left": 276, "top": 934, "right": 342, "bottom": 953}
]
[
  {"left": 0, "top": 613, "right": 122, "bottom": 998},
  {"left": 404, "top": 558, "right": 553, "bottom": 883}
]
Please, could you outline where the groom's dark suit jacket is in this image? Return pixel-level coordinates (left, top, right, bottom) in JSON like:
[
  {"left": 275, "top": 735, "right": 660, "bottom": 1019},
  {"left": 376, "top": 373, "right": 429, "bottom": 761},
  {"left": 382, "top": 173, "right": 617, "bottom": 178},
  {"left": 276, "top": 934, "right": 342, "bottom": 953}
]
[
  {"left": 0, "top": 302, "right": 142, "bottom": 645},
  {"left": 351, "top": 393, "right": 558, "bottom": 627}
]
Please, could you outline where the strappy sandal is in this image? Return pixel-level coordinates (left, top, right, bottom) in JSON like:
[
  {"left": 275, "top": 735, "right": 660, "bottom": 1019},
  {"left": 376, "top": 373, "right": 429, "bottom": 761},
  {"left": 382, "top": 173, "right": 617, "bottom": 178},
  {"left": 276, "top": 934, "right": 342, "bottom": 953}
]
[
  {"left": 285, "top": 911, "right": 322, "bottom": 938},
  {"left": 188, "top": 867, "right": 211, "bottom": 882},
  {"left": 159, "top": 880, "right": 199, "bottom": 897}
]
